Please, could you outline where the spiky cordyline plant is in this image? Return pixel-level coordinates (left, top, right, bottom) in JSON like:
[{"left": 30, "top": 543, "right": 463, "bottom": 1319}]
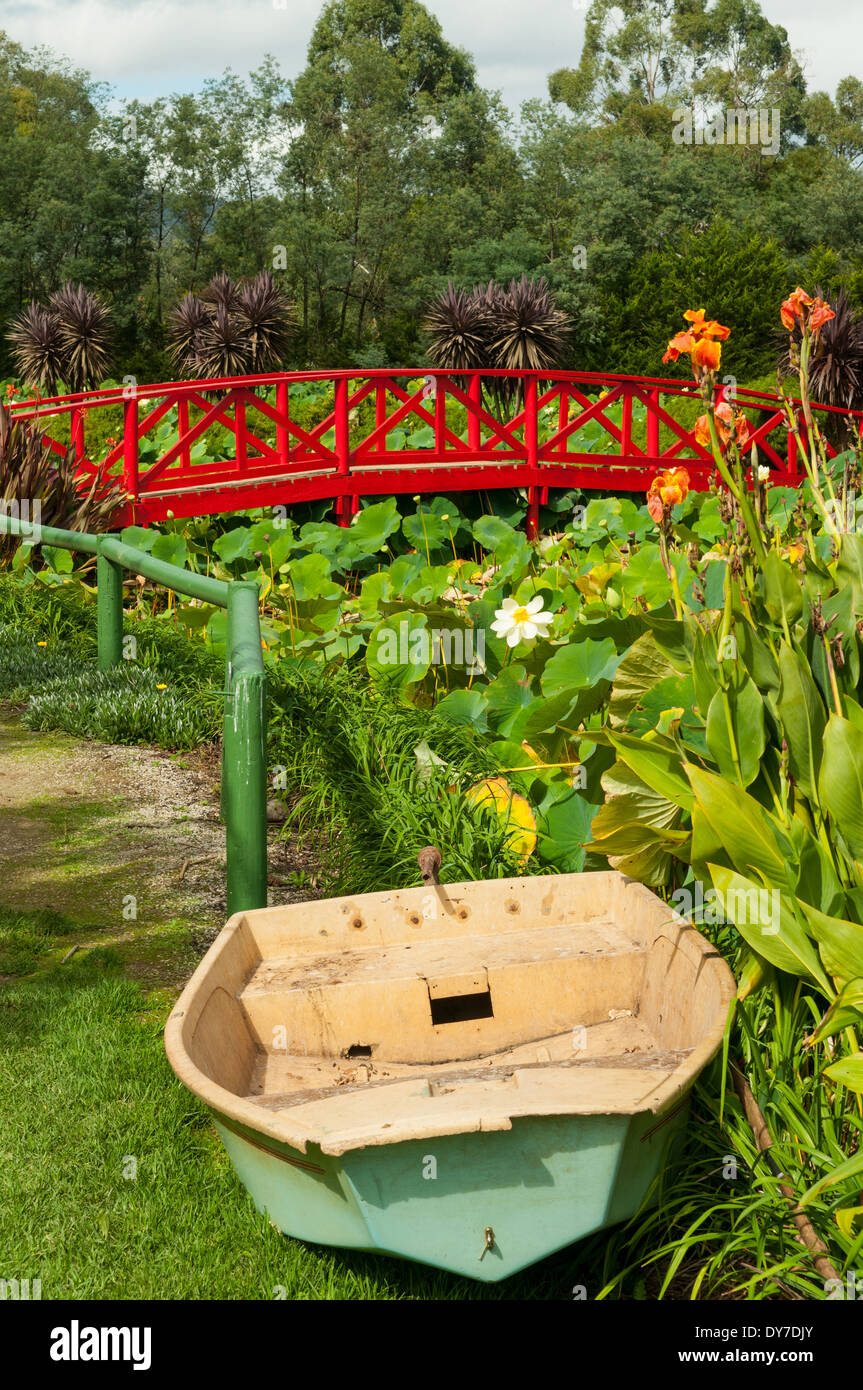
[
  {"left": 424, "top": 276, "right": 570, "bottom": 414},
  {"left": 49, "top": 283, "right": 113, "bottom": 393},
  {"left": 423, "top": 284, "right": 488, "bottom": 371},
  {"left": 201, "top": 271, "right": 242, "bottom": 312},
  {"left": 198, "top": 303, "right": 253, "bottom": 380},
  {"left": 485, "top": 274, "right": 571, "bottom": 374},
  {"left": 7, "top": 284, "right": 113, "bottom": 397},
  {"left": 0, "top": 404, "right": 125, "bottom": 565},
  {"left": 167, "top": 293, "right": 211, "bottom": 377},
  {"left": 168, "top": 271, "right": 295, "bottom": 380},
  {"left": 6, "top": 304, "right": 65, "bottom": 397},
  {"left": 240, "top": 270, "right": 296, "bottom": 374}
]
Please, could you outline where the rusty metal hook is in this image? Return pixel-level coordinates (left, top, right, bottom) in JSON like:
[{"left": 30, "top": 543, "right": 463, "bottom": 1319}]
[{"left": 417, "top": 846, "right": 441, "bottom": 886}]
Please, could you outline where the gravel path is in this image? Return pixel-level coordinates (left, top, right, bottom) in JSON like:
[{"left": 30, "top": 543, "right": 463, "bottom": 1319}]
[{"left": 0, "top": 708, "right": 318, "bottom": 989}]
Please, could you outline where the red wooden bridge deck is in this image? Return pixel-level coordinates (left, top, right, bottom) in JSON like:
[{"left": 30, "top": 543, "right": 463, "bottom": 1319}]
[{"left": 10, "top": 368, "right": 856, "bottom": 536}]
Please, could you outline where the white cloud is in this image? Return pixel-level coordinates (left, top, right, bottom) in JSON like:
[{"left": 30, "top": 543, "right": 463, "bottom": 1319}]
[{"left": 1, "top": 0, "right": 859, "bottom": 111}]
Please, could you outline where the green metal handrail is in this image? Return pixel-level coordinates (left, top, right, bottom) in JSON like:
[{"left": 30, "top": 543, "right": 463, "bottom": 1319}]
[{"left": 0, "top": 513, "right": 267, "bottom": 916}]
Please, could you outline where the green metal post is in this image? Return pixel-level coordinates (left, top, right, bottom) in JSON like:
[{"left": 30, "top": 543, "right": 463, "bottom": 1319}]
[
  {"left": 96, "top": 551, "right": 124, "bottom": 670},
  {"left": 220, "top": 597, "right": 233, "bottom": 823},
  {"left": 224, "top": 581, "right": 268, "bottom": 916}
]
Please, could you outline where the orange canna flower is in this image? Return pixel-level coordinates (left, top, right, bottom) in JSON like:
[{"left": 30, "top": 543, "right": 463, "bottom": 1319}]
[
  {"left": 683, "top": 309, "right": 731, "bottom": 341},
  {"left": 647, "top": 466, "right": 690, "bottom": 523},
  {"left": 695, "top": 401, "right": 751, "bottom": 453},
  {"left": 780, "top": 287, "right": 813, "bottom": 331},
  {"left": 662, "top": 331, "right": 696, "bottom": 364},
  {"left": 809, "top": 297, "right": 835, "bottom": 334},
  {"left": 663, "top": 310, "right": 730, "bottom": 380},
  {"left": 781, "top": 286, "right": 836, "bottom": 340},
  {"left": 691, "top": 337, "right": 722, "bottom": 372}
]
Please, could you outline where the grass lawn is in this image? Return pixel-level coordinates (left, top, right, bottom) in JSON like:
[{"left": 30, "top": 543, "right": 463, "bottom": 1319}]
[{"left": 0, "top": 921, "right": 628, "bottom": 1300}]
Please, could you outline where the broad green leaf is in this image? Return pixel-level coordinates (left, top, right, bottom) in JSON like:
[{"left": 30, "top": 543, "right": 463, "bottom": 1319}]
[
  {"left": 120, "top": 524, "right": 157, "bottom": 552},
  {"left": 686, "top": 765, "right": 792, "bottom": 887},
  {"left": 535, "top": 784, "right": 600, "bottom": 872},
  {"left": 708, "top": 865, "right": 832, "bottom": 992},
  {"left": 347, "top": 498, "right": 401, "bottom": 553},
  {"left": 483, "top": 665, "right": 535, "bottom": 737},
  {"left": 402, "top": 509, "right": 449, "bottom": 553},
  {"left": 473, "top": 515, "right": 517, "bottom": 552},
  {"left": 819, "top": 714, "right": 863, "bottom": 859},
  {"left": 824, "top": 1054, "right": 863, "bottom": 1094},
  {"left": 151, "top": 531, "right": 188, "bottom": 569},
  {"left": 434, "top": 687, "right": 488, "bottom": 731},
  {"left": 588, "top": 761, "right": 685, "bottom": 885},
  {"left": 775, "top": 642, "right": 826, "bottom": 803},
  {"left": 806, "top": 979, "right": 863, "bottom": 1045},
  {"left": 798, "top": 901, "right": 863, "bottom": 987},
  {"left": 705, "top": 674, "right": 765, "bottom": 787},
  {"left": 288, "top": 553, "right": 342, "bottom": 602},
  {"left": 608, "top": 631, "right": 676, "bottom": 728},
  {"left": 761, "top": 549, "right": 804, "bottom": 628},
  {"left": 366, "top": 611, "right": 430, "bottom": 693},
  {"left": 541, "top": 638, "right": 620, "bottom": 697},
  {"left": 836, "top": 532, "right": 863, "bottom": 616},
  {"left": 213, "top": 526, "right": 252, "bottom": 564},
  {"left": 41, "top": 545, "right": 73, "bottom": 573},
  {"left": 605, "top": 730, "right": 695, "bottom": 811}
]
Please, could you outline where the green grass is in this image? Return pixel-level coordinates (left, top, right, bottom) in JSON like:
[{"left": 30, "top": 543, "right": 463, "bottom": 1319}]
[
  {"left": 267, "top": 659, "right": 540, "bottom": 894},
  {"left": 23, "top": 663, "right": 220, "bottom": 750},
  {"left": 0, "top": 933, "right": 647, "bottom": 1300}
]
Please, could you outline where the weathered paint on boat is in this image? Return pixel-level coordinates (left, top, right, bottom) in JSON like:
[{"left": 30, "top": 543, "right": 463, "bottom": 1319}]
[
  {"left": 211, "top": 1106, "right": 686, "bottom": 1281},
  {"left": 165, "top": 871, "right": 735, "bottom": 1283}
]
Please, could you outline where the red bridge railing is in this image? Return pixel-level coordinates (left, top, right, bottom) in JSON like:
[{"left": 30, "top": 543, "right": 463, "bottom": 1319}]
[{"left": 10, "top": 368, "right": 860, "bottom": 535}]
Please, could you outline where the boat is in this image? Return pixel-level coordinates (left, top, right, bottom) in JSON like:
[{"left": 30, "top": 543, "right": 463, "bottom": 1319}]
[{"left": 164, "top": 864, "right": 735, "bottom": 1282}]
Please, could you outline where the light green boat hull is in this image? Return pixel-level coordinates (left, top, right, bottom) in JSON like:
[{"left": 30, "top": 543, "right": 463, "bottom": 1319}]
[{"left": 214, "top": 1101, "right": 687, "bottom": 1283}]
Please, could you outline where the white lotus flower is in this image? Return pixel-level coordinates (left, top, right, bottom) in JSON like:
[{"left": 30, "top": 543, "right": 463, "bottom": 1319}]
[
  {"left": 491, "top": 595, "right": 554, "bottom": 648},
  {"left": 757, "top": 464, "right": 770, "bottom": 483}
]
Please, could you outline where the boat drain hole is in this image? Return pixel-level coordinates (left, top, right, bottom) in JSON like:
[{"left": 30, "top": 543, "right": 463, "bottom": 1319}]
[{"left": 430, "top": 989, "right": 494, "bottom": 1026}]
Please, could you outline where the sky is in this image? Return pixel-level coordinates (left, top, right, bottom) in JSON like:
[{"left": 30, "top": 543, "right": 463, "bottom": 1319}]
[{"left": 2, "top": 0, "right": 860, "bottom": 113}]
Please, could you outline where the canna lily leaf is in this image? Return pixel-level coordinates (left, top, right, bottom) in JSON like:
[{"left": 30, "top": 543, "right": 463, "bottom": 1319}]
[
  {"left": 708, "top": 865, "right": 833, "bottom": 992},
  {"left": 823, "top": 1053, "right": 863, "bottom": 1094},
  {"left": 798, "top": 901, "right": 863, "bottom": 988},
  {"left": 819, "top": 713, "right": 863, "bottom": 860},
  {"left": 687, "top": 765, "right": 792, "bottom": 888},
  {"left": 775, "top": 642, "right": 826, "bottom": 804},
  {"left": 806, "top": 978, "right": 863, "bottom": 1046}
]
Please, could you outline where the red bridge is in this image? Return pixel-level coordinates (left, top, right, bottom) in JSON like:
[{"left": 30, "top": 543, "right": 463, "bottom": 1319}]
[{"left": 10, "top": 368, "right": 854, "bottom": 536}]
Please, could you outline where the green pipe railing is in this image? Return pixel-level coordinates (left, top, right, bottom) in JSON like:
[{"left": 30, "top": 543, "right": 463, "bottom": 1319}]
[{"left": 0, "top": 514, "right": 267, "bottom": 916}]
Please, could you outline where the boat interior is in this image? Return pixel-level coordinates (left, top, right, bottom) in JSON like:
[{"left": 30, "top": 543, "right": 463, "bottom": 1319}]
[{"left": 166, "top": 872, "right": 735, "bottom": 1156}]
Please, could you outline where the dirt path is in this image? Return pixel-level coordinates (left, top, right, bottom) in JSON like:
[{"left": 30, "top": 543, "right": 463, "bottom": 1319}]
[{"left": 0, "top": 708, "right": 317, "bottom": 992}]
